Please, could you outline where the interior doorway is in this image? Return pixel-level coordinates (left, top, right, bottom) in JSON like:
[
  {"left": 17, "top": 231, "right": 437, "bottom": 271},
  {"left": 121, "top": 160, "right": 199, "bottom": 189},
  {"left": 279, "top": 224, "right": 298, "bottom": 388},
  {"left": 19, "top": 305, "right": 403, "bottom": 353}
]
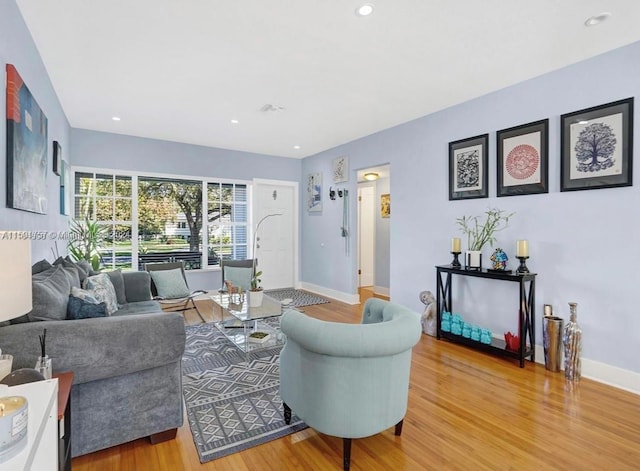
[
  {"left": 356, "top": 165, "right": 390, "bottom": 303},
  {"left": 358, "top": 185, "right": 375, "bottom": 288}
]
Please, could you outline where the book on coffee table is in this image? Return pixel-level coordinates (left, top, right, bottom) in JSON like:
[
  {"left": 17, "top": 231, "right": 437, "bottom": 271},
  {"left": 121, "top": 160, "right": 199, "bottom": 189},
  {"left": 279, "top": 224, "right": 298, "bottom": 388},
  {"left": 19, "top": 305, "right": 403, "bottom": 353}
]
[{"left": 248, "top": 331, "right": 271, "bottom": 343}]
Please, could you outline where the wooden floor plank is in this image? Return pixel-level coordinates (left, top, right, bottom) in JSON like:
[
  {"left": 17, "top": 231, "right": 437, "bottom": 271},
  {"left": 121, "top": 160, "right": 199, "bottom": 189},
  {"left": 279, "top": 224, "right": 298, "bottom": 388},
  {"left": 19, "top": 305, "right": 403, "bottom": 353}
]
[{"left": 72, "top": 291, "right": 640, "bottom": 470}]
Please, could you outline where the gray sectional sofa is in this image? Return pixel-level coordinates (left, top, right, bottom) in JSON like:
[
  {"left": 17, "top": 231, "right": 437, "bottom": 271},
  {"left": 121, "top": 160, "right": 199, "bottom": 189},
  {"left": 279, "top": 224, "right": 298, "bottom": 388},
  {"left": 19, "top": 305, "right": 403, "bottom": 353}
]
[{"left": 0, "top": 259, "right": 186, "bottom": 457}]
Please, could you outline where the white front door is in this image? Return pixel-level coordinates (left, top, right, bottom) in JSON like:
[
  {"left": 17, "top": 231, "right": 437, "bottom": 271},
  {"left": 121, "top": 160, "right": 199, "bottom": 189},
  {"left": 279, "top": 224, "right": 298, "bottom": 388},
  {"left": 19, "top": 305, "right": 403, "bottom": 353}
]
[{"left": 252, "top": 180, "right": 298, "bottom": 290}]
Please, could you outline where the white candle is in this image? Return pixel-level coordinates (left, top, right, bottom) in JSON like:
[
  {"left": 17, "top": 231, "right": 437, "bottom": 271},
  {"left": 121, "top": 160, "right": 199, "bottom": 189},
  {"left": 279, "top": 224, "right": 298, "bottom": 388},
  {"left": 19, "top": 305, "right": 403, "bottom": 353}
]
[
  {"left": 516, "top": 240, "right": 529, "bottom": 258},
  {"left": 451, "top": 238, "right": 461, "bottom": 253}
]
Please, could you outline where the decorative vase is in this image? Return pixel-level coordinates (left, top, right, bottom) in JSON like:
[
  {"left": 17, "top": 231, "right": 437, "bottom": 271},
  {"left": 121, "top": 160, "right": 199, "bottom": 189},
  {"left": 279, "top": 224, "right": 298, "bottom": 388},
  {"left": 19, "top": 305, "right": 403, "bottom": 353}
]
[
  {"left": 490, "top": 248, "right": 508, "bottom": 270},
  {"left": 562, "top": 302, "right": 582, "bottom": 381},
  {"left": 543, "top": 314, "right": 563, "bottom": 372},
  {"left": 249, "top": 289, "right": 264, "bottom": 308},
  {"left": 465, "top": 250, "right": 482, "bottom": 270}
]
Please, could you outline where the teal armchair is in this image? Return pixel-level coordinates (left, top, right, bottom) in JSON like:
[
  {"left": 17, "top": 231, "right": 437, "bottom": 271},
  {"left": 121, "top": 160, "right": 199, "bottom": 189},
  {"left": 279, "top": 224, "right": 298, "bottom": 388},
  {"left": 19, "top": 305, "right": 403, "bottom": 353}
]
[{"left": 279, "top": 298, "right": 422, "bottom": 470}]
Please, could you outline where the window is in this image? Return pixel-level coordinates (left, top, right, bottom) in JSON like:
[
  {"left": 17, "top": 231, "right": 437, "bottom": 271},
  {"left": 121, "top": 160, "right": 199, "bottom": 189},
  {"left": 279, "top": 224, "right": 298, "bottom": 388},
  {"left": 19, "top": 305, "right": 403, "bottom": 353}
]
[
  {"left": 73, "top": 170, "right": 248, "bottom": 270},
  {"left": 74, "top": 172, "right": 133, "bottom": 269},
  {"left": 207, "top": 182, "right": 248, "bottom": 263}
]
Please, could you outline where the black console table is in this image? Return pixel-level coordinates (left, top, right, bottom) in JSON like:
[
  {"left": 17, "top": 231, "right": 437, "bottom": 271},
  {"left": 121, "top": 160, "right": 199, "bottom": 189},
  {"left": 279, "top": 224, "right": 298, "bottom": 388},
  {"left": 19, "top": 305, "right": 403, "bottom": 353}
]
[{"left": 435, "top": 265, "right": 536, "bottom": 367}]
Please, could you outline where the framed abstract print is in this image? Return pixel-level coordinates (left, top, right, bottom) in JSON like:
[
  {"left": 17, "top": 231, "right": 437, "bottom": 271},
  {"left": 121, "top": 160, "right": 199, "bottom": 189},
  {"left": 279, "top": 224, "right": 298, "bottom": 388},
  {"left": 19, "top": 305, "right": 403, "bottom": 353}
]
[
  {"left": 449, "top": 134, "right": 488, "bottom": 200},
  {"left": 497, "top": 119, "right": 548, "bottom": 197},
  {"left": 6, "top": 64, "right": 48, "bottom": 214}
]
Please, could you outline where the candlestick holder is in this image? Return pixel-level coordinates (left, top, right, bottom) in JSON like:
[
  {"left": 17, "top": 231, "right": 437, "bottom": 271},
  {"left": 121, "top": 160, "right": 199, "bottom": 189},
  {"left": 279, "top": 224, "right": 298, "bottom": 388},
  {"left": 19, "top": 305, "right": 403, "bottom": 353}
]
[
  {"left": 516, "top": 256, "right": 530, "bottom": 274},
  {"left": 450, "top": 251, "right": 461, "bottom": 269}
]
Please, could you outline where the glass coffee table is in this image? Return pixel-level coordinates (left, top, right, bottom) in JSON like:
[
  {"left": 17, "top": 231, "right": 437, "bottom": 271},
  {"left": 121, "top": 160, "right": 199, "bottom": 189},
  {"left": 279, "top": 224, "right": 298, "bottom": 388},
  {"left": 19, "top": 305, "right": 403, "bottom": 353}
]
[{"left": 211, "top": 292, "right": 285, "bottom": 354}]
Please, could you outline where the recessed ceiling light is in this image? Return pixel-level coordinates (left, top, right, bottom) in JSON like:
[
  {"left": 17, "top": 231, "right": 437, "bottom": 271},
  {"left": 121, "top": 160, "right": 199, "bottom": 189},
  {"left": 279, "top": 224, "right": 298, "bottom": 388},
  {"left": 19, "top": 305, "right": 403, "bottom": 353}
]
[
  {"left": 230, "top": 119, "right": 239, "bottom": 124},
  {"left": 293, "top": 145, "right": 301, "bottom": 150},
  {"left": 356, "top": 4, "right": 374, "bottom": 17},
  {"left": 584, "top": 12, "right": 611, "bottom": 27},
  {"left": 111, "top": 116, "right": 121, "bottom": 121}
]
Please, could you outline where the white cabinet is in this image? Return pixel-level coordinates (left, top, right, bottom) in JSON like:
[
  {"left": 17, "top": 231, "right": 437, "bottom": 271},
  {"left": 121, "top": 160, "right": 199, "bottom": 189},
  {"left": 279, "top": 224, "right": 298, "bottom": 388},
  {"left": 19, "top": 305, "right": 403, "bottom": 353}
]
[{"left": 0, "top": 379, "right": 58, "bottom": 471}]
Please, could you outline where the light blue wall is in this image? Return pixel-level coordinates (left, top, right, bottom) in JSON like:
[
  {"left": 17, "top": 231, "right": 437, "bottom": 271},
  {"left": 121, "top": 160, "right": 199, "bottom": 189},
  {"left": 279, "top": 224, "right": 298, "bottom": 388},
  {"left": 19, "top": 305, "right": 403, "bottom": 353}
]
[
  {"left": 70, "top": 129, "right": 301, "bottom": 290},
  {"left": 302, "top": 41, "right": 640, "bottom": 374},
  {"left": 374, "top": 177, "right": 390, "bottom": 290},
  {"left": 0, "top": 0, "right": 71, "bottom": 262},
  {"left": 71, "top": 129, "right": 301, "bottom": 181}
]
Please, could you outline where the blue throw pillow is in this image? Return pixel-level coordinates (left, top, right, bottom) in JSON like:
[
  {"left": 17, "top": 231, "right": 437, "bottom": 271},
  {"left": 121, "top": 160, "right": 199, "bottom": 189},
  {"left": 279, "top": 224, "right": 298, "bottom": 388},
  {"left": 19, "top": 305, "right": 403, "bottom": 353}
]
[
  {"left": 225, "top": 266, "right": 252, "bottom": 291},
  {"left": 149, "top": 268, "right": 190, "bottom": 299},
  {"left": 67, "top": 295, "right": 107, "bottom": 320}
]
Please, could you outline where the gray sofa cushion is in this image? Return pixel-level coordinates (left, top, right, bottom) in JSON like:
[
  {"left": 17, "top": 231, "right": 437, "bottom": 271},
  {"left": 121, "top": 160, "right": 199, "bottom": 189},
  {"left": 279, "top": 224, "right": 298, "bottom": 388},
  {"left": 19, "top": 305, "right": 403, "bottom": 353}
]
[
  {"left": 113, "top": 300, "right": 163, "bottom": 316},
  {"left": 105, "top": 269, "right": 127, "bottom": 305},
  {"left": 122, "top": 271, "right": 153, "bottom": 303},
  {"left": 28, "top": 265, "right": 71, "bottom": 321}
]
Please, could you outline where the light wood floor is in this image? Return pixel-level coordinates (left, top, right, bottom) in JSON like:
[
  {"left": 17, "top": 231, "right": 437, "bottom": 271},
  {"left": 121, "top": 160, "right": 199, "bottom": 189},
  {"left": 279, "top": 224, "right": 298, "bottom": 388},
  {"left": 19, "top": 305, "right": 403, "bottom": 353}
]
[{"left": 72, "top": 292, "right": 640, "bottom": 470}]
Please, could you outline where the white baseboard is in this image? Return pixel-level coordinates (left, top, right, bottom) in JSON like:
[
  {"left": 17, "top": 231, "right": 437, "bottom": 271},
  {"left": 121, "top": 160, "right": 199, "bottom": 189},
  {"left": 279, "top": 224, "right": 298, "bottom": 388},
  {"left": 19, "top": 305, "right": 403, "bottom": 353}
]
[
  {"left": 533, "top": 344, "right": 639, "bottom": 395},
  {"left": 374, "top": 286, "right": 390, "bottom": 297},
  {"left": 298, "top": 282, "right": 360, "bottom": 305}
]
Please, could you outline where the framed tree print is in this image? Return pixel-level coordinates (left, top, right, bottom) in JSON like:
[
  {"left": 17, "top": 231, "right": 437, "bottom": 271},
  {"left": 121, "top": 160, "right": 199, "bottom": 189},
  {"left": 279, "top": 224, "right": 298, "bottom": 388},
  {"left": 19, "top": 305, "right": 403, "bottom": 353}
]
[
  {"left": 449, "top": 134, "right": 488, "bottom": 200},
  {"left": 497, "top": 119, "right": 548, "bottom": 197},
  {"left": 561, "top": 97, "right": 633, "bottom": 191}
]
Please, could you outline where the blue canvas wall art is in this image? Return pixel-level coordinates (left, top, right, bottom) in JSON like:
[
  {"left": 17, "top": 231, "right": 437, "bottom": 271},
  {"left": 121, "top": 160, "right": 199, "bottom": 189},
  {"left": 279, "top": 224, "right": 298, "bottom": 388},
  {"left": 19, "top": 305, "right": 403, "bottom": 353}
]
[{"left": 6, "top": 64, "right": 48, "bottom": 214}]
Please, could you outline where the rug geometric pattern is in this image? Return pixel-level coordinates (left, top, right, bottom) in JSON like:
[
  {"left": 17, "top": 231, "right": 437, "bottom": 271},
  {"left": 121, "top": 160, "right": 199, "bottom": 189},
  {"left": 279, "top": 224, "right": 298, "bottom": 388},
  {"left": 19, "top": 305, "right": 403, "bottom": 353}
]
[
  {"left": 182, "top": 322, "right": 307, "bottom": 462},
  {"left": 264, "top": 288, "right": 329, "bottom": 307}
]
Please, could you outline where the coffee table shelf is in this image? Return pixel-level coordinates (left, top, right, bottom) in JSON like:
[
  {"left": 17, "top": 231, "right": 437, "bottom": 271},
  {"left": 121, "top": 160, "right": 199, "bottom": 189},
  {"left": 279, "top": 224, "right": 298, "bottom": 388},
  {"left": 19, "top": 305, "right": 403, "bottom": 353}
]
[{"left": 211, "top": 292, "right": 285, "bottom": 354}]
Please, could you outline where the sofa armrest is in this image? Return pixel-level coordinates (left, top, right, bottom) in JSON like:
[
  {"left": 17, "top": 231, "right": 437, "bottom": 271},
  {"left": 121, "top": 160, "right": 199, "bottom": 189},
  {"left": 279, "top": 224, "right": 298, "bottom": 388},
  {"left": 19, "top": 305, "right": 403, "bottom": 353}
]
[
  {"left": 123, "top": 271, "right": 152, "bottom": 302},
  {"left": 0, "top": 312, "right": 185, "bottom": 384}
]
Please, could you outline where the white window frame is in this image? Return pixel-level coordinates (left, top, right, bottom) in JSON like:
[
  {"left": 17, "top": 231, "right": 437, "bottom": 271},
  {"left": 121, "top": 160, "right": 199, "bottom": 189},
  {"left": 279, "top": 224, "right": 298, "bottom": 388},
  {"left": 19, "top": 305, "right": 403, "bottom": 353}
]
[{"left": 72, "top": 166, "right": 251, "bottom": 271}]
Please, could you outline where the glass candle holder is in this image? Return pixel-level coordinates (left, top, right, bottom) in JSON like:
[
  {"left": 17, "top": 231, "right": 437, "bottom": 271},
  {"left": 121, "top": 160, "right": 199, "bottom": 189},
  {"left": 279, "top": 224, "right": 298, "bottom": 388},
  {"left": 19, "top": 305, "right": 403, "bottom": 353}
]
[{"left": 35, "top": 355, "right": 52, "bottom": 380}]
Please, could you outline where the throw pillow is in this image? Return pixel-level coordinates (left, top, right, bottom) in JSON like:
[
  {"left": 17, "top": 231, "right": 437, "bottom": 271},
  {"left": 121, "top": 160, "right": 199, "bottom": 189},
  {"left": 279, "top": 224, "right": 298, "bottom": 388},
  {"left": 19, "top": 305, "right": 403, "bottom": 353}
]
[
  {"left": 70, "top": 286, "right": 100, "bottom": 304},
  {"left": 63, "top": 256, "right": 91, "bottom": 284},
  {"left": 67, "top": 295, "right": 107, "bottom": 320},
  {"left": 53, "top": 257, "right": 81, "bottom": 289},
  {"left": 31, "top": 259, "right": 52, "bottom": 275},
  {"left": 105, "top": 269, "right": 127, "bottom": 305},
  {"left": 76, "top": 260, "right": 92, "bottom": 279},
  {"left": 28, "top": 265, "right": 72, "bottom": 322},
  {"left": 224, "top": 266, "right": 252, "bottom": 291},
  {"left": 149, "top": 268, "right": 190, "bottom": 299},
  {"left": 83, "top": 273, "right": 119, "bottom": 315}
]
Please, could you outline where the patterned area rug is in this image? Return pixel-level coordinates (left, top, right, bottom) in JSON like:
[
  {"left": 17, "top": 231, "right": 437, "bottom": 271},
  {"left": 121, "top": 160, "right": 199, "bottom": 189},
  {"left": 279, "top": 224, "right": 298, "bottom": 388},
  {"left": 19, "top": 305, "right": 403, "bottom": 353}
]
[
  {"left": 264, "top": 288, "right": 329, "bottom": 307},
  {"left": 182, "top": 322, "right": 307, "bottom": 463}
]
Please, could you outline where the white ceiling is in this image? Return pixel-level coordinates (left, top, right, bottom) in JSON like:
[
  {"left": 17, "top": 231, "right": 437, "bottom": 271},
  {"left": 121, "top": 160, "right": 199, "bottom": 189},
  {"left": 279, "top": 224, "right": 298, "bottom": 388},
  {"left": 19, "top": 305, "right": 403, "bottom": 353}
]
[{"left": 16, "top": 1, "right": 640, "bottom": 159}]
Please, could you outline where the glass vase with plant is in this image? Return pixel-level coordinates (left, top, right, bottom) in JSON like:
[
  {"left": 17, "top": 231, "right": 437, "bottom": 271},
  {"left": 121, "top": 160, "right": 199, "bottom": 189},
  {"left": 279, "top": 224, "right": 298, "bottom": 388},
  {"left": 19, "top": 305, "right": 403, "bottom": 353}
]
[{"left": 456, "top": 208, "right": 514, "bottom": 251}]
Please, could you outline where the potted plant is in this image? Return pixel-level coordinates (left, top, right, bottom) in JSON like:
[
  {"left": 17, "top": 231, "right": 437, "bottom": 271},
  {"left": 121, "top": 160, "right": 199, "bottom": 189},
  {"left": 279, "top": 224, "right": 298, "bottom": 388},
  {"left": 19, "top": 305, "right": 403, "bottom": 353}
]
[
  {"left": 68, "top": 218, "right": 107, "bottom": 271},
  {"left": 249, "top": 268, "right": 264, "bottom": 307},
  {"left": 456, "top": 208, "right": 514, "bottom": 270}
]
